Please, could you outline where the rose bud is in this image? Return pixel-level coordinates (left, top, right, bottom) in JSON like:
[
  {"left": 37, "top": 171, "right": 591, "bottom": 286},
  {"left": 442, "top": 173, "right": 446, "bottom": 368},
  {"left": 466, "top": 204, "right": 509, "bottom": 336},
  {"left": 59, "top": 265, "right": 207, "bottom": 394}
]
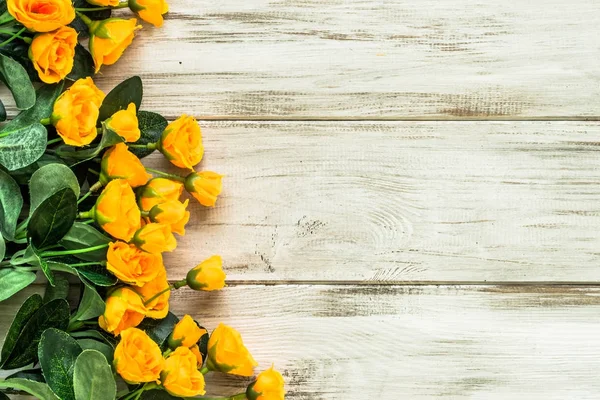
[
  {"left": 246, "top": 366, "right": 286, "bottom": 400},
  {"left": 206, "top": 323, "right": 257, "bottom": 376},
  {"left": 148, "top": 199, "right": 190, "bottom": 235},
  {"left": 105, "top": 103, "right": 141, "bottom": 142},
  {"left": 184, "top": 171, "right": 223, "bottom": 207},
  {"left": 186, "top": 255, "right": 226, "bottom": 291},
  {"left": 100, "top": 143, "right": 151, "bottom": 188},
  {"left": 98, "top": 287, "right": 146, "bottom": 336},
  {"left": 128, "top": 0, "right": 168, "bottom": 27},
  {"left": 133, "top": 268, "right": 170, "bottom": 319},
  {"left": 89, "top": 18, "right": 142, "bottom": 72},
  {"left": 161, "top": 347, "right": 206, "bottom": 397},
  {"left": 157, "top": 115, "right": 203, "bottom": 169},
  {"left": 139, "top": 178, "right": 184, "bottom": 212},
  {"left": 167, "top": 314, "right": 202, "bottom": 348},
  {"left": 132, "top": 222, "right": 177, "bottom": 254}
]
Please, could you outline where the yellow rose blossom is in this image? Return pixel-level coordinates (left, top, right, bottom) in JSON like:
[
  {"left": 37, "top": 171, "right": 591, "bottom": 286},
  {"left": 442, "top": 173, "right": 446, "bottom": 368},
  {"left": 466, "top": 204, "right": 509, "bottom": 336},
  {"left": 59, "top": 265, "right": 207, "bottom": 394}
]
[
  {"left": 139, "top": 178, "right": 184, "bottom": 212},
  {"left": 246, "top": 366, "right": 286, "bottom": 400},
  {"left": 106, "top": 241, "right": 164, "bottom": 286},
  {"left": 190, "top": 344, "right": 204, "bottom": 367},
  {"left": 133, "top": 268, "right": 170, "bottom": 319},
  {"left": 89, "top": 18, "right": 142, "bottom": 72},
  {"left": 87, "top": 0, "right": 119, "bottom": 6},
  {"left": 184, "top": 171, "right": 223, "bottom": 207},
  {"left": 29, "top": 26, "right": 77, "bottom": 84},
  {"left": 8, "top": 0, "right": 75, "bottom": 32},
  {"left": 88, "top": 179, "right": 141, "bottom": 241},
  {"left": 132, "top": 223, "right": 177, "bottom": 254},
  {"left": 168, "top": 315, "right": 202, "bottom": 348},
  {"left": 186, "top": 255, "right": 226, "bottom": 291},
  {"left": 161, "top": 347, "right": 206, "bottom": 397},
  {"left": 148, "top": 199, "right": 190, "bottom": 235},
  {"left": 158, "top": 115, "right": 203, "bottom": 169},
  {"left": 105, "top": 103, "right": 141, "bottom": 142},
  {"left": 98, "top": 287, "right": 146, "bottom": 336},
  {"left": 100, "top": 143, "right": 151, "bottom": 188},
  {"left": 207, "top": 323, "right": 257, "bottom": 376},
  {"left": 114, "top": 328, "right": 164, "bottom": 384},
  {"left": 128, "top": 0, "right": 168, "bottom": 27},
  {"left": 51, "top": 77, "right": 105, "bottom": 146}
]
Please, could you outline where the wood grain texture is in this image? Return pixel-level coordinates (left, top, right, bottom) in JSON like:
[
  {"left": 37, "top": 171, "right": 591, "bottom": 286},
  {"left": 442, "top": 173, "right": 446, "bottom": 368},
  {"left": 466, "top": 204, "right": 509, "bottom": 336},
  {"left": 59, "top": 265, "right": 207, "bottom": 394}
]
[
  {"left": 81, "top": 0, "right": 600, "bottom": 119},
  {"left": 144, "top": 120, "right": 600, "bottom": 282}
]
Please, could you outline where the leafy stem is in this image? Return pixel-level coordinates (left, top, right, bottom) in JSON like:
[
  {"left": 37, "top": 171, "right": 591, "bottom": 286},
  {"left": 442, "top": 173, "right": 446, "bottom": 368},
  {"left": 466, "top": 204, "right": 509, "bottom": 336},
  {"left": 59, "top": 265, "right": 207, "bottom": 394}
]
[
  {"left": 142, "top": 279, "right": 187, "bottom": 306},
  {"left": 0, "top": 27, "right": 27, "bottom": 47},
  {"left": 145, "top": 167, "right": 185, "bottom": 182},
  {"left": 40, "top": 243, "right": 109, "bottom": 258}
]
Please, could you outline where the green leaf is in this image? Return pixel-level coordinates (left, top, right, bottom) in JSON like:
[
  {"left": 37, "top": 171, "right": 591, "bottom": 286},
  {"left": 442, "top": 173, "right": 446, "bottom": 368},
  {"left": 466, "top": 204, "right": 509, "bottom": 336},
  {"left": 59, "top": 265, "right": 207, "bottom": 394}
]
[
  {"left": 76, "top": 339, "right": 114, "bottom": 365},
  {"left": 69, "top": 330, "right": 115, "bottom": 346},
  {"left": 0, "top": 269, "right": 36, "bottom": 303},
  {"left": 31, "top": 244, "right": 55, "bottom": 286},
  {"left": 55, "top": 127, "right": 123, "bottom": 162},
  {"left": 0, "top": 392, "right": 7, "bottom": 400},
  {"left": 28, "top": 188, "right": 77, "bottom": 249},
  {"left": 0, "top": 83, "right": 63, "bottom": 134},
  {"left": 67, "top": 44, "right": 94, "bottom": 81},
  {"left": 138, "top": 312, "right": 179, "bottom": 348},
  {"left": 0, "top": 122, "right": 47, "bottom": 171},
  {"left": 29, "top": 163, "right": 80, "bottom": 216},
  {"left": 60, "top": 223, "right": 111, "bottom": 262},
  {"left": 69, "top": 0, "right": 111, "bottom": 38},
  {"left": 130, "top": 111, "right": 167, "bottom": 159},
  {"left": 0, "top": 294, "right": 43, "bottom": 366},
  {"left": 140, "top": 390, "right": 182, "bottom": 400},
  {"left": 0, "top": 54, "right": 35, "bottom": 110},
  {"left": 38, "top": 328, "right": 82, "bottom": 400},
  {"left": 75, "top": 265, "right": 116, "bottom": 286},
  {"left": 98, "top": 76, "right": 142, "bottom": 121},
  {"left": 0, "top": 168, "right": 23, "bottom": 240},
  {"left": 73, "top": 349, "right": 116, "bottom": 400},
  {"left": 43, "top": 273, "right": 70, "bottom": 303},
  {"left": 5, "top": 368, "right": 44, "bottom": 382},
  {"left": 0, "top": 379, "right": 59, "bottom": 400},
  {"left": 0, "top": 98, "right": 6, "bottom": 122},
  {"left": 2, "top": 298, "right": 70, "bottom": 369},
  {"left": 74, "top": 281, "right": 105, "bottom": 321},
  {"left": 0, "top": 235, "right": 4, "bottom": 260}
]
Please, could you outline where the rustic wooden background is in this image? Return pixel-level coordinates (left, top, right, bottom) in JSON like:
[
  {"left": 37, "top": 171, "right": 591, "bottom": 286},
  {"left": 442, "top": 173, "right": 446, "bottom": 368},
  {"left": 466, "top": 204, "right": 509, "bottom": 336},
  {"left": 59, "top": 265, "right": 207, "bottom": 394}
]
[{"left": 2, "top": 0, "right": 600, "bottom": 398}]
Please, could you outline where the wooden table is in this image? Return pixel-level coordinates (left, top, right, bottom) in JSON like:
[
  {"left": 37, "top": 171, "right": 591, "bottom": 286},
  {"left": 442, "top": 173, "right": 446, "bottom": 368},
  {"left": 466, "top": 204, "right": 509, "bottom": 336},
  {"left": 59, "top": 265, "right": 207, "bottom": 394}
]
[{"left": 3, "top": 0, "right": 600, "bottom": 398}]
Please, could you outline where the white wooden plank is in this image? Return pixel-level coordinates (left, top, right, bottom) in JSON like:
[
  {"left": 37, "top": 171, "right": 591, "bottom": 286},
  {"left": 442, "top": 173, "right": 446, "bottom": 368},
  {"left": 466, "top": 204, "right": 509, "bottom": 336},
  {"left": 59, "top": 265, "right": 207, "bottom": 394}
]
[
  {"left": 3, "top": 284, "right": 600, "bottom": 399},
  {"left": 144, "top": 120, "right": 600, "bottom": 282},
  {"left": 89, "top": 0, "right": 600, "bottom": 118}
]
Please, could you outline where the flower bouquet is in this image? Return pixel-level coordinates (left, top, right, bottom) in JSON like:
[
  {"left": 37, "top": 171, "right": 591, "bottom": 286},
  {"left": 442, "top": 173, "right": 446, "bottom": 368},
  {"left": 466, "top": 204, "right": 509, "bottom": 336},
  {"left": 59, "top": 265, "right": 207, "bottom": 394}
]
[{"left": 0, "top": 0, "right": 284, "bottom": 399}]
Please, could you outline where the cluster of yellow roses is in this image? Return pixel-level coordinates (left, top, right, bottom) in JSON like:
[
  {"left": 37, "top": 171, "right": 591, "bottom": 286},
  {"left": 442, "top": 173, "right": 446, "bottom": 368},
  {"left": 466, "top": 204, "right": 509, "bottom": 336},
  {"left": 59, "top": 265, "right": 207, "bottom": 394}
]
[
  {"left": 7, "top": 0, "right": 165, "bottom": 83},
  {"left": 115, "top": 319, "right": 284, "bottom": 398}
]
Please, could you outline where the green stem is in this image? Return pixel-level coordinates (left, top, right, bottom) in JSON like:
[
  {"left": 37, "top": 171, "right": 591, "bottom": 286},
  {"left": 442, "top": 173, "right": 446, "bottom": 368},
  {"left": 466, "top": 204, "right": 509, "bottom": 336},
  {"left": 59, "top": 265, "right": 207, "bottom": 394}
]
[
  {"left": 0, "top": 27, "right": 26, "bottom": 47},
  {"left": 78, "top": 210, "right": 94, "bottom": 219},
  {"left": 77, "top": 181, "right": 103, "bottom": 205},
  {"left": 143, "top": 279, "right": 187, "bottom": 306},
  {"left": 47, "top": 138, "right": 62, "bottom": 145},
  {"left": 88, "top": 168, "right": 100, "bottom": 176},
  {"left": 75, "top": 1, "right": 128, "bottom": 11},
  {"left": 67, "top": 320, "right": 85, "bottom": 332},
  {"left": 128, "top": 142, "right": 157, "bottom": 150},
  {"left": 80, "top": 219, "right": 95, "bottom": 225},
  {"left": 0, "top": 11, "right": 14, "bottom": 25},
  {"left": 75, "top": 11, "right": 94, "bottom": 27},
  {"left": 200, "top": 366, "right": 209, "bottom": 375},
  {"left": 41, "top": 243, "right": 109, "bottom": 257},
  {"left": 70, "top": 261, "right": 106, "bottom": 267},
  {"left": 40, "top": 117, "right": 51, "bottom": 125},
  {"left": 145, "top": 168, "right": 185, "bottom": 182},
  {"left": 0, "top": 131, "right": 10, "bottom": 138}
]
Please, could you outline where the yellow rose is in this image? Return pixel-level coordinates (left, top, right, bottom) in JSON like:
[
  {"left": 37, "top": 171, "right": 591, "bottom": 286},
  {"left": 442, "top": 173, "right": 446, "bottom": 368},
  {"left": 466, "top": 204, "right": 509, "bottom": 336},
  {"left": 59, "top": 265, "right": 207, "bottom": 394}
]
[
  {"left": 87, "top": 0, "right": 119, "bottom": 6},
  {"left": 247, "top": 366, "right": 286, "bottom": 400},
  {"left": 184, "top": 171, "right": 223, "bottom": 207},
  {"left": 186, "top": 255, "right": 226, "bottom": 291},
  {"left": 90, "top": 179, "right": 141, "bottom": 241},
  {"left": 89, "top": 18, "right": 142, "bottom": 72},
  {"left": 133, "top": 268, "right": 170, "bottom": 319},
  {"left": 114, "top": 328, "right": 164, "bottom": 384},
  {"left": 128, "top": 0, "right": 168, "bottom": 27},
  {"left": 132, "top": 223, "right": 177, "bottom": 254},
  {"left": 98, "top": 287, "right": 146, "bottom": 336},
  {"left": 206, "top": 323, "right": 258, "bottom": 376},
  {"left": 106, "top": 241, "right": 164, "bottom": 286},
  {"left": 161, "top": 347, "right": 206, "bottom": 397},
  {"left": 8, "top": 0, "right": 75, "bottom": 32},
  {"left": 139, "top": 178, "right": 184, "bottom": 212},
  {"left": 158, "top": 115, "right": 203, "bottom": 169},
  {"left": 51, "top": 77, "right": 105, "bottom": 146},
  {"left": 148, "top": 199, "right": 190, "bottom": 235},
  {"left": 29, "top": 26, "right": 77, "bottom": 84},
  {"left": 189, "top": 341, "right": 208, "bottom": 367},
  {"left": 105, "top": 103, "right": 140, "bottom": 142},
  {"left": 167, "top": 315, "right": 202, "bottom": 348},
  {"left": 100, "top": 143, "right": 151, "bottom": 188}
]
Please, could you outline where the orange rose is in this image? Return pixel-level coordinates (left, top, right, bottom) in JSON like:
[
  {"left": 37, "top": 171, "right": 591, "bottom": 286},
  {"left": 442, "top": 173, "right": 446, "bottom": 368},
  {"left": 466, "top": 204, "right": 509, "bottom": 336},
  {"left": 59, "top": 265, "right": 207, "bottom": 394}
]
[
  {"left": 91, "top": 179, "right": 141, "bottom": 241},
  {"left": 98, "top": 287, "right": 146, "bottom": 336},
  {"left": 133, "top": 268, "right": 170, "bottom": 319},
  {"left": 29, "top": 26, "right": 77, "bottom": 83},
  {"left": 206, "top": 323, "right": 257, "bottom": 376},
  {"left": 128, "top": 0, "right": 168, "bottom": 27},
  {"left": 139, "top": 178, "right": 184, "bottom": 212},
  {"left": 132, "top": 223, "right": 177, "bottom": 254},
  {"left": 89, "top": 18, "right": 142, "bottom": 72},
  {"left": 87, "top": 0, "right": 119, "bottom": 6},
  {"left": 148, "top": 199, "right": 190, "bottom": 235},
  {"left": 8, "top": 0, "right": 75, "bottom": 32},
  {"left": 186, "top": 255, "right": 226, "bottom": 291},
  {"left": 246, "top": 366, "right": 286, "bottom": 400},
  {"left": 161, "top": 347, "right": 206, "bottom": 397},
  {"left": 168, "top": 315, "right": 202, "bottom": 348},
  {"left": 105, "top": 103, "right": 140, "bottom": 142},
  {"left": 51, "top": 77, "right": 105, "bottom": 146},
  {"left": 100, "top": 143, "right": 151, "bottom": 188},
  {"left": 114, "top": 328, "right": 164, "bottom": 384},
  {"left": 184, "top": 171, "right": 223, "bottom": 207},
  {"left": 158, "top": 115, "right": 203, "bottom": 169},
  {"left": 106, "top": 241, "right": 164, "bottom": 286}
]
